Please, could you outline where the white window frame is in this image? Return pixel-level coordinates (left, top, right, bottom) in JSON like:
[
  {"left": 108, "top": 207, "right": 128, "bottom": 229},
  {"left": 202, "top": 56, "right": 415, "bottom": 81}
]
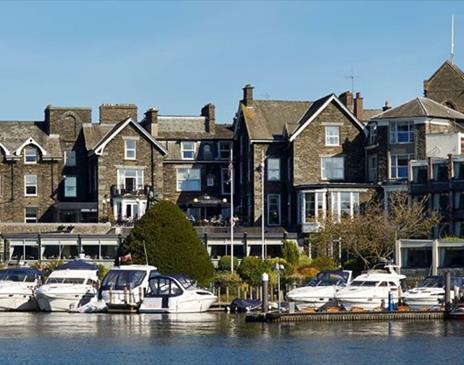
[
  {"left": 64, "top": 176, "right": 77, "bottom": 198},
  {"left": 331, "top": 191, "right": 360, "bottom": 222},
  {"left": 24, "top": 146, "right": 38, "bottom": 164},
  {"left": 64, "top": 150, "right": 76, "bottom": 167},
  {"left": 117, "top": 169, "right": 144, "bottom": 191},
  {"left": 267, "top": 194, "right": 281, "bottom": 226},
  {"left": 24, "top": 175, "right": 37, "bottom": 196},
  {"left": 325, "top": 126, "right": 340, "bottom": 146},
  {"left": 124, "top": 139, "right": 137, "bottom": 160},
  {"left": 368, "top": 154, "right": 377, "bottom": 182},
  {"left": 218, "top": 141, "right": 232, "bottom": 160},
  {"left": 221, "top": 168, "right": 231, "bottom": 195},
  {"left": 390, "top": 154, "right": 410, "bottom": 180},
  {"left": 176, "top": 168, "right": 201, "bottom": 192},
  {"left": 303, "top": 191, "right": 326, "bottom": 223},
  {"left": 368, "top": 123, "right": 377, "bottom": 145},
  {"left": 24, "top": 207, "right": 38, "bottom": 223},
  {"left": 390, "top": 121, "right": 414, "bottom": 144},
  {"left": 181, "top": 141, "right": 196, "bottom": 160},
  {"left": 267, "top": 158, "right": 280, "bottom": 181},
  {"left": 321, "top": 156, "right": 344, "bottom": 180}
]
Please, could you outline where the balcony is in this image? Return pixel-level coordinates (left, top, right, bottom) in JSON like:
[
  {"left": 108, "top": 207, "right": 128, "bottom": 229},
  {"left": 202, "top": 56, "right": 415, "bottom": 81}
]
[{"left": 111, "top": 184, "right": 148, "bottom": 197}]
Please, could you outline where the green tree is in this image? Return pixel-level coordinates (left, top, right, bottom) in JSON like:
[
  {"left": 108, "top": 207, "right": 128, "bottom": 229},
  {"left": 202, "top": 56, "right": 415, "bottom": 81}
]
[
  {"left": 281, "top": 240, "right": 300, "bottom": 267},
  {"left": 121, "top": 200, "right": 214, "bottom": 285},
  {"left": 218, "top": 256, "right": 239, "bottom": 271}
]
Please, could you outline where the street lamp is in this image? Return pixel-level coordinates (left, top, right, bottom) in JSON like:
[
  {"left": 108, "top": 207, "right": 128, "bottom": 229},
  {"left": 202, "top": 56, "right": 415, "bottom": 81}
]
[{"left": 273, "top": 263, "right": 285, "bottom": 313}]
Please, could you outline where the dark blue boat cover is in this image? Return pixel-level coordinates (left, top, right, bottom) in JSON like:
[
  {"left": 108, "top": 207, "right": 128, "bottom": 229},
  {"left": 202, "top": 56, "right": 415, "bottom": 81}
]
[
  {"left": 56, "top": 260, "right": 98, "bottom": 271},
  {"left": 0, "top": 267, "right": 42, "bottom": 277}
]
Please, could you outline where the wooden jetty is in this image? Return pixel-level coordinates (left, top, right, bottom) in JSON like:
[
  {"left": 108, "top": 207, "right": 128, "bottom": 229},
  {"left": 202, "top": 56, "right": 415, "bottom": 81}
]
[{"left": 246, "top": 310, "right": 445, "bottom": 323}]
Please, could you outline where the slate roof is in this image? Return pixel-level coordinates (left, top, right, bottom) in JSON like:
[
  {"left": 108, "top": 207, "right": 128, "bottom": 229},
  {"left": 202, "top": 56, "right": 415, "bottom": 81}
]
[
  {"left": 157, "top": 119, "right": 233, "bottom": 140},
  {"left": 426, "top": 60, "right": 464, "bottom": 84},
  {"left": 0, "top": 121, "right": 62, "bottom": 158},
  {"left": 362, "top": 108, "right": 383, "bottom": 122},
  {"left": 373, "top": 97, "right": 464, "bottom": 120},
  {"left": 241, "top": 100, "right": 312, "bottom": 140},
  {"left": 82, "top": 123, "right": 114, "bottom": 151}
]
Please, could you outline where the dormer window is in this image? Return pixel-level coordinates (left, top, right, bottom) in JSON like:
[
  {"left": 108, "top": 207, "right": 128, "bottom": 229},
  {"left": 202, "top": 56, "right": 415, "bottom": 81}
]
[
  {"left": 24, "top": 146, "right": 38, "bottom": 164},
  {"left": 181, "top": 141, "right": 195, "bottom": 160},
  {"left": 124, "top": 140, "right": 136, "bottom": 160}
]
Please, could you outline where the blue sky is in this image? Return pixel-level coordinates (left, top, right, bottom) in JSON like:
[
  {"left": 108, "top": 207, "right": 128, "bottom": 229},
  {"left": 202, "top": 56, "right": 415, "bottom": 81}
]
[{"left": 0, "top": 1, "right": 463, "bottom": 123}]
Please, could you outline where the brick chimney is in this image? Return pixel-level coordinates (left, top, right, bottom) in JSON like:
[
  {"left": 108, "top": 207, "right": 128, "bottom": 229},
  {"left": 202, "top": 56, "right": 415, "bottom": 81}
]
[
  {"left": 382, "top": 101, "right": 391, "bottom": 112},
  {"left": 339, "top": 91, "right": 353, "bottom": 112},
  {"left": 354, "top": 92, "right": 364, "bottom": 120},
  {"left": 242, "top": 84, "right": 254, "bottom": 106},
  {"left": 99, "top": 104, "right": 137, "bottom": 124},
  {"left": 144, "top": 108, "right": 159, "bottom": 137},
  {"left": 201, "top": 103, "right": 216, "bottom": 134}
]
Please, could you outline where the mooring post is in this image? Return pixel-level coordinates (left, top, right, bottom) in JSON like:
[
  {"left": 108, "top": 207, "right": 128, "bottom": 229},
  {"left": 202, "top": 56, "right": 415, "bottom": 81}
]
[
  {"left": 262, "top": 273, "right": 269, "bottom": 313},
  {"left": 445, "top": 271, "right": 451, "bottom": 312}
]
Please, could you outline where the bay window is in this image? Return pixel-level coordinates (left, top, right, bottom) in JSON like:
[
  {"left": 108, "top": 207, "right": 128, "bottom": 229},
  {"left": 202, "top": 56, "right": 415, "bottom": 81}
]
[
  {"left": 391, "top": 154, "right": 409, "bottom": 180},
  {"left": 390, "top": 121, "right": 414, "bottom": 144},
  {"left": 304, "top": 191, "right": 325, "bottom": 222},
  {"left": 331, "top": 192, "right": 360, "bottom": 221},
  {"left": 117, "top": 169, "right": 144, "bottom": 192}
]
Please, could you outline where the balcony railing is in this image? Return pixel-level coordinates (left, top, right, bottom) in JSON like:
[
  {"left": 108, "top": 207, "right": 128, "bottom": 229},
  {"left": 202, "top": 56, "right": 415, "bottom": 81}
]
[{"left": 111, "top": 185, "right": 147, "bottom": 197}]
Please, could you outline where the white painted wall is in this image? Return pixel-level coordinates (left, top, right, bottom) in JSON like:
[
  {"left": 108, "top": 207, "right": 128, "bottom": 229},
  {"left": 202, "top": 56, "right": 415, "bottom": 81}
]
[{"left": 426, "top": 133, "right": 461, "bottom": 157}]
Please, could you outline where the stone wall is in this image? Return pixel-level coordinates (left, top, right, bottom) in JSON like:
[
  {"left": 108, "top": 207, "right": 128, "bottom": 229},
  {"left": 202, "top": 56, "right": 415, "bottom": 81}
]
[{"left": 293, "top": 101, "right": 365, "bottom": 185}]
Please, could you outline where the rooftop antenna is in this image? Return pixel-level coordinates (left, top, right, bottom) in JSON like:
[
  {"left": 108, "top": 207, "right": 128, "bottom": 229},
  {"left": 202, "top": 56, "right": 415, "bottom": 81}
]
[
  {"left": 451, "top": 14, "right": 455, "bottom": 64},
  {"left": 344, "top": 67, "right": 359, "bottom": 95}
]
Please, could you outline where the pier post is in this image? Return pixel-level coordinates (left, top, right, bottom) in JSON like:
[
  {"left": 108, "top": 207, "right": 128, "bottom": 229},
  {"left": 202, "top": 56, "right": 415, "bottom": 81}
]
[
  {"left": 445, "top": 271, "right": 451, "bottom": 312},
  {"left": 262, "top": 273, "right": 269, "bottom": 313}
]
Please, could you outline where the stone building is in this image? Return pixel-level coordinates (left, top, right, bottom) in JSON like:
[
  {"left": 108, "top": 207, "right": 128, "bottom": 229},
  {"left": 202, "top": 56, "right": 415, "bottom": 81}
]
[
  {"left": 233, "top": 85, "right": 375, "bottom": 234},
  {"left": 0, "top": 103, "right": 232, "bottom": 226},
  {"left": 366, "top": 97, "right": 464, "bottom": 207}
]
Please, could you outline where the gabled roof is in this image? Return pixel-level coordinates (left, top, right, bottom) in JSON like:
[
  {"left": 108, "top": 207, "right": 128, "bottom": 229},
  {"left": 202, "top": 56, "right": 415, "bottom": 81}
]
[
  {"left": 0, "top": 121, "right": 62, "bottom": 158},
  {"left": 373, "top": 97, "right": 464, "bottom": 120},
  {"left": 289, "top": 94, "right": 367, "bottom": 142},
  {"left": 88, "top": 118, "right": 167, "bottom": 156},
  {"left": 240, "top": 100, "right": 312, "bottom": 140},
  {"left": 425, "top": 60, "right": 464, "bottom": 84}
]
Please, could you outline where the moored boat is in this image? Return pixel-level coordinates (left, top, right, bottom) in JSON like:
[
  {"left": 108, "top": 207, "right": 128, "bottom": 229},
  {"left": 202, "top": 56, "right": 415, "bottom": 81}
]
[
  {"left": 35, "top": 260, "right": 99, "bottom": 312},
  {"left": 335, "top": 264, "right": 406, "bottom": 311},
  {"left": 139, "top": 274, "right": 216, "bottom": 313},
  {"left": 287, "top": 270, "right": 352, "bottom": 310},
  {"left": 100, "top": 265, "right": 158, "bottom": 312},
  {"left": 0, "top": 267, "right": 42, "bottom": 311}
]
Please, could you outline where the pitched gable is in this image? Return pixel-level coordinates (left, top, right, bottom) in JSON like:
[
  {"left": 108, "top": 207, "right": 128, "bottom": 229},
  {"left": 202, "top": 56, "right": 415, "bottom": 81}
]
[
  {"left": 90, "top": 118, "right": 167, "bottom": 156},
  {"left": 289, "top": 94, "right": 367, "bottom": 142}
]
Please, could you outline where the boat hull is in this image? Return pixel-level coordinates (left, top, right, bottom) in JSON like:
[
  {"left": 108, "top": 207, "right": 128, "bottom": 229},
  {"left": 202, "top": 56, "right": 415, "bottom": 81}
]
[
  {"left": 139, "top": 297, "right": 217, "bottom": 313},
  {"left": 35, "top": 292, "right": 96, "bottom": 312},
  {"left": 0, "top": 294, "right": 38, "bottom": 311}
]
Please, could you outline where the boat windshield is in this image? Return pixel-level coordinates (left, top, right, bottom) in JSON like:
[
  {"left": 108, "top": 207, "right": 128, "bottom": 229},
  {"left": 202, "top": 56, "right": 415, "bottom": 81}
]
[
  {"left": 305, "top": 271, "right": 350, "bottom": 287},
  {"left": 350, "top": 281, "right": 379, "bottom": 287},
  {"left": 46, "top": 277, "right": 86, "bottom": 284},
  {"left": 175, "top": 276, "right": 195, "bottom": 289},
  {"left": 101, "top": 270, "right": 147, "bottom": 290},
  {"left": 420, "top": 276, "right": 462, "bottom": 288},
  {"left": 0, "top": 271, "right": 36, "bottom": 283}
]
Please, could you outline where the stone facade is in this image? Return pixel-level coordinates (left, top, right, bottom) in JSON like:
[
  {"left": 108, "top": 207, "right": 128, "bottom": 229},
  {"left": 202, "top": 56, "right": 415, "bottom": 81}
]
[{"left": 424, "top": 61, "right": 464, "bottom": 113}]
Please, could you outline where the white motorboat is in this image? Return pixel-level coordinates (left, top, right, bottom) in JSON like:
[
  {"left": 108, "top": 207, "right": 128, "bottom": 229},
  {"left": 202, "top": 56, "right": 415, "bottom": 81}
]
[
  {"left": 100, "top": 265, "right": 158, "bottom": 312},
  {"left": 35, "top": 260, "right": 99, "bottom": 312},
  {"left": 335, "top": 264, "right": 406, "bottom": 311},
  {"left": 139, "top": 274, "right": 217, "bottom": 313},
  {"left": 287, "top": 270, "right": 352, "bottom": 310},
  {"left": 402, "top": 275, "right": 462, "bottom": 310},
  {"left": 0, "top": 267, "right": 42, "bottom": 311}
]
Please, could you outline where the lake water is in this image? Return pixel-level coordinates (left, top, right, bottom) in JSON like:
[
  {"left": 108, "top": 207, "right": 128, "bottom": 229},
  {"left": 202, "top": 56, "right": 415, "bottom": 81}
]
[{"left": 0, "top": 312, "right": 462, "bottom": 364}]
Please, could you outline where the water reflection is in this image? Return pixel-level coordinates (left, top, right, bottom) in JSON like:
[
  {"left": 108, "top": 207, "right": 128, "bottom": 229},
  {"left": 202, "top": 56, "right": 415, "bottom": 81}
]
[{"left": 0, "top": 313, "right": 464, "bottom": 364}]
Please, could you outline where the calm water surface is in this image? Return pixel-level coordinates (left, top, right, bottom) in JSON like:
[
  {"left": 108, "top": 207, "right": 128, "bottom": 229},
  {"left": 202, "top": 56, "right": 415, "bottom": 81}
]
[{"left": 0, "top": 312, "right": 462, "bottom": 364}]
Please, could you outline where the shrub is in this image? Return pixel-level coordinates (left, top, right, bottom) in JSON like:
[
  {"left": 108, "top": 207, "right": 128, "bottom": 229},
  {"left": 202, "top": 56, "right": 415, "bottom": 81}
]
[
  {"left": 213, "top": 271, "right": 242, "bottom": 289},
  {"left": 121, "top": 200, "right": 214, "bottom": 286},
  {"left": 282, "top": 240, "right": 300, "bottom": 266},
  {"left": 218, "top": 256, "right": 239, "bottom": 271},
  {"left": 310, "top": 256, "right": 337, "bottom": 271},
  {"left": 237, "top": 256, "right": 269, "bottom": 286}
]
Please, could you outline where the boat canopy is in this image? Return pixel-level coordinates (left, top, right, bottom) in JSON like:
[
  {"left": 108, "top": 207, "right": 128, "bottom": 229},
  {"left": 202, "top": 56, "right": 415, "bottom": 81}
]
[
  {"left": 0, "top": 267, "right": 42, "bottom": 282},
  {"left": 306, "top": 270, "right": 350, "bottom": 287},
  {"left": 56, "top": 260, "right": 98, "bottom": 271}
]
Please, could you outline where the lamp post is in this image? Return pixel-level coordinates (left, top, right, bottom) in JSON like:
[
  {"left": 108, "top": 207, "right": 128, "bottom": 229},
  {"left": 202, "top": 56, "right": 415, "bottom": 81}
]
[
  {"left": 260, "top": 151, "right": 266, "bottom": 260},
  {"left": 229, "top": 147, "right": 235, "bottom": 273},
  {"left": 273, "top": 263, "right": 285, "bottom": 313}
]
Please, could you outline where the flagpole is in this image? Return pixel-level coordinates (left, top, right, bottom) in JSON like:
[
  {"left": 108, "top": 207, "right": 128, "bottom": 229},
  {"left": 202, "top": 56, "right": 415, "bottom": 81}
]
[
  {"left": 230, "top": 147, "right": 234, "bottom": 273},
  {"left": 261, "top": 151, "right": 265, "bottom": 260}
]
